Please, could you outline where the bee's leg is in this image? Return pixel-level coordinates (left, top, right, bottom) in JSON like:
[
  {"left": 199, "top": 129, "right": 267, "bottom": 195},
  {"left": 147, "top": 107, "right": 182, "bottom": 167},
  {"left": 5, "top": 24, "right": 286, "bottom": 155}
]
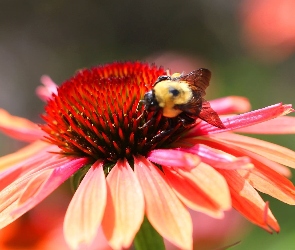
[
  {"left": 136, "top": 99, "right": 145, "bottom": 113},
  {"left": 178, "top": 113, "right": 195, "bottom": 126},
  {"left": 138, "top": 110, "right": 159, "bottom": 129},
  {"left": 167, "top": 117, "right": 179, "bottom": 128}
]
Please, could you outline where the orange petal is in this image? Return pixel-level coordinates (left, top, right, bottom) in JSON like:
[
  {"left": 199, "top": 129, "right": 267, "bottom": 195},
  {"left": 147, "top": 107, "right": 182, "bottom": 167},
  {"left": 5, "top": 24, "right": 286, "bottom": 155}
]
[
  {"left": 134, "top": 155, "right": 192, "bottom": 250},
  {"left": 184, "top": 163, "right": 231, "bottom": 212},
  {"left": 0, "top": 143, "right": 57, "bottom": 192},
  {"left": 213, "top": 132, "right": 295, "bottom": 169},
  {"left": 238, "top": 158, "right": 295, "bottom": 205},
  {"left": 102, "top": 159, "right": 144, "bottom": 249},
  {"left": 190, "top": 137, "right": 295, "bottom": 204},
  {"left": 218, "top": 169, "right": 280, "bottom": 233},
  {"left": 0, "top": 158, "right": 88, "bottom": 229},
  {"left": 64, "top": 161, "right": 107, "bottom": 249},
  {"left": 163, "top": 163, "right": 231, "bottom": 218},
  {"left": 0, "top": 108, "right": 44, "bottom": 141},
  {"left": 0, "top": 169, "right": 53, "bottom": 229}
]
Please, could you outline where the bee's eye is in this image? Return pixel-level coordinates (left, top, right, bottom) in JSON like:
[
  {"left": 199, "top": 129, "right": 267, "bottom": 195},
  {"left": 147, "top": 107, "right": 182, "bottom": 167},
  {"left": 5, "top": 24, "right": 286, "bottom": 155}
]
[
  {"left": 155, "top": 75, "right": 171, "bottom": 84},
  {"left": 169, "top": 87, "right": 180, "bottom": 97}
]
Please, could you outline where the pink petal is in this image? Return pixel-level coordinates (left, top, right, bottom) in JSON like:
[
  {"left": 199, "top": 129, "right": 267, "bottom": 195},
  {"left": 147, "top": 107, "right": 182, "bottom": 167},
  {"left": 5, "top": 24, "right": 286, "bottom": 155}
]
[
  {"left": 213, "top": 132, "right": 295, "bottom": 169},
  {"left": 209, "top": 96, "right": 251, "bottom": 114},
  {"left": 179, "top": 136, "right": 291, "bottom": 177},
  {"left": 102, "top": 159, "right": 145, "bottom": 249},
  {"left": 163, "top": 163, "right": 231, "bottom": 218},
  {"left": 0, "top": 108, "right": 44, "bottom": 141},
  {"left": 218, "top": 169, "right": 280, "bottom": 233},
  {"left": 36, "top": 75, "right": 58, "bottom": 102},
  {"left": 0, "top": 157, "right": 88, "bottom": 229},
  {"left": 0, "top": 147, "right": 67, "bottom": 191},
  {"left": 235, "top": 116, "right": 295, "bottom": 134},
  {"left": 180, "top": 144, "right": 252, "bottom": 170},
  {"left": 134, "top": 155, "right": 193, "bottom": 250},
  {"left": 187, "top": 103, "right": 293, "bottom": 136},
  {"left": 148, "top": 149, "right": 201, "bottom": 170},
  {"left": 64, "top": 161, "right": 107, "bottom": 249}
]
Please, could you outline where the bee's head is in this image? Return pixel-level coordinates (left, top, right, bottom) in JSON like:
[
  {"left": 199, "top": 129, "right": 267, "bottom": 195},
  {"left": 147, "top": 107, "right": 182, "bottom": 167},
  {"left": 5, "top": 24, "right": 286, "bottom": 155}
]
[
  {"left": 154, "top": 75, "right": 171, "bottom": 85},
  {"left": 143, "top": 90, "right": 159, "bottom": 111}
]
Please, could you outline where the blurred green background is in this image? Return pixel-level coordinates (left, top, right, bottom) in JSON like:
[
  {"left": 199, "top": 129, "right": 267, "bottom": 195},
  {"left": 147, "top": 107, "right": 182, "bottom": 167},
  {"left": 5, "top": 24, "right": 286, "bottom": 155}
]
[{"left": 0, "top": 0, "right": 295, "bottom": 249}]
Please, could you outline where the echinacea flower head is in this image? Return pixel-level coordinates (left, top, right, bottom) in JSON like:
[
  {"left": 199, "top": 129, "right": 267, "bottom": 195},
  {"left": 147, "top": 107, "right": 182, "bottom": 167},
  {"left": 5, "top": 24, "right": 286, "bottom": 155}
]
[{"left": 1, "top": 61, "right": 295, "bottom": 250}]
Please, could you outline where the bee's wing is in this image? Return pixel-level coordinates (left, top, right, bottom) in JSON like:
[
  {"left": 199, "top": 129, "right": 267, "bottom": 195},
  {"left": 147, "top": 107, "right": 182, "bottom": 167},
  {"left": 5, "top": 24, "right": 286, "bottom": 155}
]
[
  {"left": 198, "top": 99, "right": 225, "bottom": 128},
  {"left": 179, "top": 68, "right": 211, "bottom": 97}
]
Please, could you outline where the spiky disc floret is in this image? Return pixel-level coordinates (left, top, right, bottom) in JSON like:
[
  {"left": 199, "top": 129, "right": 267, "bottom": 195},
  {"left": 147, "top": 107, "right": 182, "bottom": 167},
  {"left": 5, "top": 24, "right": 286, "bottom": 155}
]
[{"left": 40, "top": 62, "right": 189, "bottom": 165}]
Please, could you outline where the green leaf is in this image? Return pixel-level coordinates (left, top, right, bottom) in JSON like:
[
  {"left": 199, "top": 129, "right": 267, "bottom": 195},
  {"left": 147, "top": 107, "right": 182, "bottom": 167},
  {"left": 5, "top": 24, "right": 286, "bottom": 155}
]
[{"left": 134, "top": 217, "right": 165, "bottom": 250}]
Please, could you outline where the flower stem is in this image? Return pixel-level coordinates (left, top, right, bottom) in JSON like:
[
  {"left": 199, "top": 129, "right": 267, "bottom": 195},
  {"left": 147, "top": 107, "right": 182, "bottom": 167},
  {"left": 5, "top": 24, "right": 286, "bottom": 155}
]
[{"left": 134, "top": 217, "right": 165, "bottom": 250}]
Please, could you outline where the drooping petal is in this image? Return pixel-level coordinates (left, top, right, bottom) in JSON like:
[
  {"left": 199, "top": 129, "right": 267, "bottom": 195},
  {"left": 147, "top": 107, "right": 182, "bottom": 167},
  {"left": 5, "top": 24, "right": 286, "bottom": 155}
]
[
  {"left": 0, "top": 157, "right": 88, "bottom": 229},
  {"left": 187, "top": 137, "right": 295, "bottom": 203},
  {"left": 209, "top": 96, "right": 251, "bottom": 115},
  {"left": 0, "top": 141, "right": 62, "bottom": 190},
  {"left": 0, "top": 109, "right": 44, "bottom": 141},
  {"left": 187, "top": 103, "right": 293, "bottom": 136},
  {"left": 235, "top": 116, "right": 295, "bottom": 134},
  {"left": 0, "top": 148, "right": 67, "bottom": 192},
  {"left": 217, "top": 169, "right": 280, "bottom": 233},
  {"left": 102, "top": 159, "right": 144, "bottom": 249},
  {"left": 238, "top": 166, "right": 295, "bottom": 205},
  {"left": 163, "top": 162, "right": 231, "bottom": 218},
  {"left": 0, "top": 141, "right": 49, "bottom": 171},
  {"left": 64, "top": 161, "right": 107, "bottom": 249},
  {"left": 213, "top": 132, "right": 295, "bottom": 169},
  {"left": 134, "top": 155, "right": 192, "bottom": 250},
  {"left": 148, "top": 149, "right": 200, "bottom": 170}
]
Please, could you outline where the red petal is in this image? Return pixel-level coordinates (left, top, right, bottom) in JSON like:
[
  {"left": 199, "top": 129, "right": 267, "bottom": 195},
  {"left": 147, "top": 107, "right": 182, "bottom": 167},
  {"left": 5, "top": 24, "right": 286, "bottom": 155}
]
[
  {"left": 134, "top": 155, "right": 193, "bottom": 249},
  {"left": 64, "top": 161, "right": 107, "bottom": 249},
  {"left": 102, "top": 159, "right": 144, "bottom": 249}
]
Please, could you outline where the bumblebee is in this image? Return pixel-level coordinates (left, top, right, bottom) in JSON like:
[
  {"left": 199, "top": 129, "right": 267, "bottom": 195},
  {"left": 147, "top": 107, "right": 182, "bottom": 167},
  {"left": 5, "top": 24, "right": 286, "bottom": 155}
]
[{"left": 142, "top": 68, "right": 225, "bottom": 128}]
